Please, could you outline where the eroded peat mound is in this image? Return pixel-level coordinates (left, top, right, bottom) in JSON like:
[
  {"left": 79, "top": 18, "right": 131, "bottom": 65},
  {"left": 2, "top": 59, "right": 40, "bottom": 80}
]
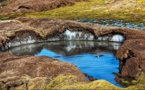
[
  {"left": 0, "top": 0, "right": 86, "bottom": 16},
  {"left": 0, "top": 17, "right": 145, "bottom": 89}
]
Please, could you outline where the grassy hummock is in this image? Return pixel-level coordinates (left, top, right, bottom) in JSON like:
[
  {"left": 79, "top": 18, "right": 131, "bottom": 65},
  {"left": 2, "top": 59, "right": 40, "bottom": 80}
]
[{"left": 25, "top": 0, "right": 145, "bottom": 24}]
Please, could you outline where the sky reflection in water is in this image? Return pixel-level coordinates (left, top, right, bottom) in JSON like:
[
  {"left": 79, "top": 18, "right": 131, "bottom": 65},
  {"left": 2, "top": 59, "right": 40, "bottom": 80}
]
[
  {"left": 36, "top": 49, "right": 121, "bottom": 86},
  {"left": 29, "top": 41, "right": 122, "bottom": 87}
]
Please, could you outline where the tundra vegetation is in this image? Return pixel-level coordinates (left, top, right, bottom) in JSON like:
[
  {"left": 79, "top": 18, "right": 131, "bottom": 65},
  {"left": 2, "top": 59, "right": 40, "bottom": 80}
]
[
  {"left": 0, "top": 0, "right": 145, "bottom": 90},
  {"left": 25, "top": 0, "right": 145, "bottom": 24},
  {"left": 0, "top": 0, "right": 145, "bottom": 24}
]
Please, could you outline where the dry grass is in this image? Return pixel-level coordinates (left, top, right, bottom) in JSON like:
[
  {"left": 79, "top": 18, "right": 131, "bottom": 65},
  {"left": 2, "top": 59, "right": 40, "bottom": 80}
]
[{"left": 25, "top": 0, "right": 145, "bottom": 23}]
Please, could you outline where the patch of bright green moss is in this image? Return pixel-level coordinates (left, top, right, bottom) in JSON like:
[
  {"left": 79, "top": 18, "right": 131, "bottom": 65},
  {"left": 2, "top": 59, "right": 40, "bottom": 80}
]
[
  {"left": 25, "top": 0, "right": 114, "bottom": 19},
  {"left": 46, "top": 74, "right": 145, "bottom": 90},
  {"left": 26, "top": 0, "right": 99, "bottom": 17},
  {"left": 0, "top": 13, "right": 24, "bottom": 20},
  {"left": 137, "top": 72, "right": 145, "bottom": 84},
  {"left": 46, "top": 74, "right": 121, "bottom": 90}
]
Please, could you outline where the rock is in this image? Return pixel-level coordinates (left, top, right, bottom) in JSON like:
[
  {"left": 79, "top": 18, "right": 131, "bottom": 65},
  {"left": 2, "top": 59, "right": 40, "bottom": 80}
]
[
  {"left": 0, "top": 0, "right": 85, "bottom": 16},
  {"left": 83, "top": 73, "right": 98, "bottom": 81},
  {"left": 88, "top": 76, "right": 97, "bottom": 81},
  {"left": 0, "top": 52, "right": 87, "bottom": 89}
]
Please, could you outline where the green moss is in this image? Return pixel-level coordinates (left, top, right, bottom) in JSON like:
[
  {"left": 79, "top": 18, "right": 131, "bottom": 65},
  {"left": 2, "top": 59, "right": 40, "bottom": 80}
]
[
  {"left": 46, "top": 74, "right": 121, "bottom": 90},
  {"left": 25, "top": 0, "right": 106, "bottom": 19},
  {"left": 47, "top": 74, "right": 79, "bottom": 89},
  {"left": 132, "top": 80, "right": 138, "bottom": 84},
  {"left": 0, "top": 13, "right": 24, "bottom": 20},
  {"left": 24, "top": 0, "right": 114, "bottom": 19},
  {"left": 0, "top": 0, "right": 145, "bottom": 24},
  {"left": 24, "top": 0, "right": 145, "bottom": 24},
  {"left": 137, "top": 72, "right": 145, "bottom": 84},
  {"left": 137, "top": 0, "right": 145, "bottom": 5},
  {"left": 120, "top": 78, "right": 139, "bottom": 86},
  {"left": 46, "top": 74, "right": 145, "bottom": 90},
  {"left": 120, "top": 78, "right": 130, "bottom": 85},
  {"left": 10, "top": 74, "right": 145, "bottom": 90}
]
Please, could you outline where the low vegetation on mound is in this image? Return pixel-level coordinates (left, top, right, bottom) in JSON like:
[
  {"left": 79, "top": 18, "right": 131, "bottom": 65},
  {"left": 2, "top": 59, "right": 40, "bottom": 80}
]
[
  {"left": 26, "top": 0, "right": 145, "bottom": 23},
  {"left": 0, "top": 0, "right": 87, "bottom": 20},
  {"left": 15, "top": 74, "right": 145, "bottom": 90}
]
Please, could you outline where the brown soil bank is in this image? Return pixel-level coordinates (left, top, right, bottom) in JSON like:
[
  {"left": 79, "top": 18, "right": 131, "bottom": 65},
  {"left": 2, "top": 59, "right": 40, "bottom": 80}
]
[
  {"left": 0, "top": 52, "right": 87, "bottom": 90},
  {"left": 0, "top": 0, "right": 85, "bottom": 16},
  {"left": 97, "top": 28, "right": 145, "bottom": 86},
  {"left": 0, "top": 17, "right": 145, "bottom": 89}
]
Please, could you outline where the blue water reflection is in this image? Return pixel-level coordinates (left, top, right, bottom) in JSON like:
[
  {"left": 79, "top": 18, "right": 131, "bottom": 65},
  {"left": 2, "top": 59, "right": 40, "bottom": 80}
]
[{"left": 35, "top": 48, "right": 121, "bottom": 87}]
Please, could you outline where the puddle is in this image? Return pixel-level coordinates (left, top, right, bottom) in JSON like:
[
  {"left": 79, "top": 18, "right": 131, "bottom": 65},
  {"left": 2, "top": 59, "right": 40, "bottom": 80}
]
[{"left": 4, "top": 41, "right": 122, "bottom": 87}]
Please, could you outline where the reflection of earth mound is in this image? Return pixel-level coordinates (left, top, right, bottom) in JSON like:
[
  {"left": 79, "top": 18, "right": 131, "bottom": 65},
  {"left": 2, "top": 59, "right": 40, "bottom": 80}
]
[{"left": 4, "top": 41, "right": 122, "bottom": 56}]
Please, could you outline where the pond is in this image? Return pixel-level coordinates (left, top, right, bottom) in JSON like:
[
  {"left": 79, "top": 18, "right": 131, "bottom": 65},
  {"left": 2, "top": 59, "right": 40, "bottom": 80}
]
[{"left": 4, "top": 41, "right": 122, "bottom": 87}]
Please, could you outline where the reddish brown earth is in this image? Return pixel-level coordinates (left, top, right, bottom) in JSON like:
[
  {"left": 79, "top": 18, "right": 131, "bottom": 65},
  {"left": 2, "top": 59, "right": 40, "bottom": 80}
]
[
  {"left": 97, "top": 27, "right": 145, "bottom": 86},
  {"left": 0, "top": 0, "right": 85, "bottom": 16},
  {"left": 0, "top": 52, "right": 87, "bottom": 89},
  {"left": 0, "top": 17, "right": 145, "bottom": 89}
]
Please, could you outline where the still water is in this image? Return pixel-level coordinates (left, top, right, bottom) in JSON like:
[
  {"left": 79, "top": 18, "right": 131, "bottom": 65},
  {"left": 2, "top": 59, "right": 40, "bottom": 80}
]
[{"left": 5, "top": 41, "right": 122, "bottom": 87}]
